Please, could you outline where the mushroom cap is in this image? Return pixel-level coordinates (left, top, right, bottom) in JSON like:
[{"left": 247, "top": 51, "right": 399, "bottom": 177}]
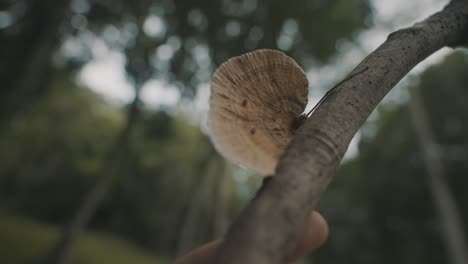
[{"left": 208, "top": 49, "right": 309, "bottom": 175}]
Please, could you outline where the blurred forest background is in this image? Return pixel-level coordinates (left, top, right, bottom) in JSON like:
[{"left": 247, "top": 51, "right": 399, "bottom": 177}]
[{"left": 0, "top": 0, "right": 467, "bottom": 263}]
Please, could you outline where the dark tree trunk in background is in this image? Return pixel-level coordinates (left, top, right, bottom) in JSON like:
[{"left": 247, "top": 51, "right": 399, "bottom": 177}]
[
  {"left": 175, "top": 148, "right": 216, "bottom": 257},
  {"left": 409, "top": 87, "right": 468, "bottom": 264},
  {"left": 213, "top": 162, "right": 230, "bottom": 238},
  {"left": 0, "top": 0, "right": 71, "bottom": 122},
  {"left": 42, "top": 94, "right": 141, "bottom": 264}
]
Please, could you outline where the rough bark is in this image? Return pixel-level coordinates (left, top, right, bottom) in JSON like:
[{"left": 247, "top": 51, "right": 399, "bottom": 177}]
[
  {"left": 409, "top": 87, "right": 468, "bottom": 264},
  {"left": 214, "top": 1, "right": 468, "bottom": 263},
  {"left": 43, "top": 94, "right": 141, "bottom": 264}
]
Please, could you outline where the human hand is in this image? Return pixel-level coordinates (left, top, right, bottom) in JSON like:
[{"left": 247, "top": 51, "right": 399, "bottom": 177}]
[{"left": 175, "top": 211, "right": 328, "bottom": 264}]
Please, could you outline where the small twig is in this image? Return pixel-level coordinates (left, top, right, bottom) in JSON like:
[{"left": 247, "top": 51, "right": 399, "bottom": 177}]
[{"left": 306, "top": 67, "right": 369, "bottom": 117}]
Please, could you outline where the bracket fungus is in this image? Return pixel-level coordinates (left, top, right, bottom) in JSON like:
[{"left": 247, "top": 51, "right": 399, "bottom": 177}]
[{"left": 208, "top": 49, "right": 309, "bottom": 175}]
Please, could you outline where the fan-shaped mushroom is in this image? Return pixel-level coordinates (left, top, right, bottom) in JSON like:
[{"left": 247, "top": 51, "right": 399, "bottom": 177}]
[{"left": 208, "top": 49, "right": 309, "bottom": 175}]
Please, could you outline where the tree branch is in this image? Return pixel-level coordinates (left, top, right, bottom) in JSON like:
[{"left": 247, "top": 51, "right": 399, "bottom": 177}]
[{"left": 214, "top": 1, "right": 468, "bottom": 263}]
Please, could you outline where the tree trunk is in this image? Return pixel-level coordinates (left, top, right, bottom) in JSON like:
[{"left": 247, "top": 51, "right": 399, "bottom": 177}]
[
  {"left": 213, "top": 162, "right": 230, "bottom": 238},
  {"left": 0, "top": 0, "right": 71, "bottom": 122},
  {"left": 214, "top": 1, "right": 468, "bottom": 263},
  {"left": 408, "top": 86, "right": 468, "bottom": 264},
  {"left": 42, "top": 94, "right": 140, "bottom": 264},
  {"left": 175, "top": 148, "right": 216, "bottom": 257}
]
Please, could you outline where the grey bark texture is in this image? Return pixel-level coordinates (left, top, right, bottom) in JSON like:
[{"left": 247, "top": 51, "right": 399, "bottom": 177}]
[
  {"left": 214, "top": 1, "right": 468, "bottom": 263},
  {"left": 409, "top": 87, "right": 468, "bottom": 264}
]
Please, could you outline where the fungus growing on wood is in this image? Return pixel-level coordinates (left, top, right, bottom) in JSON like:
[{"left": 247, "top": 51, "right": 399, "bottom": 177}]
[{"left": 208, "top": 49, "right": 309, "bottom": 175}]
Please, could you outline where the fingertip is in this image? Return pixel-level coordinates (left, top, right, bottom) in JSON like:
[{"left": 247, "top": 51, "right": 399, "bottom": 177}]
[
  {"left": 309, "top": 211, "right": 329, "bottom": 249},
  {"left": 174, "top": 240, "right": 222, "bottom": 264},
  {"left": 175, "top": 212, "right": 329, "bottom": 264},
  {"left": 288, "top": 211, "right": 329, "bottom": 262}
]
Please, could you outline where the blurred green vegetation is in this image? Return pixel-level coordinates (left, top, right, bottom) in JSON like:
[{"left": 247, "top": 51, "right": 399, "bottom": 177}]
[
  {"left": 0, "top": 213, "right": 168, "bottom": 264},
  {"left": 0, "top": 72, "right": 247, "bottom": 257},
  {"left": 0, "top": 0, "right": 467, "bottom": 263}
]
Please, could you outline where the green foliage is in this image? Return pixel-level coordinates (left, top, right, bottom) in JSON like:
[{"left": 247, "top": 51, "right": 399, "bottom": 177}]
[
  {"left": 100, "top": 114, "right": 225, "bottom": 252},
  {"left": 0, "top": 213, "right": 168, "bottom": 264},
  {"left": 316, "top": 51, "right": 468, "bottom": 264},
  {"left": 0, "top": 72, "right": 123, "bottom": 223},
  {"left": 0, "top": 71, "right": 235, "bottom": 256}
]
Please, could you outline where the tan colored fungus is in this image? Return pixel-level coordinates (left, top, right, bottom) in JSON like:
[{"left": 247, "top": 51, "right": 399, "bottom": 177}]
[{"left": 208, "top": 49, "right": 309, "bottom": 175}]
